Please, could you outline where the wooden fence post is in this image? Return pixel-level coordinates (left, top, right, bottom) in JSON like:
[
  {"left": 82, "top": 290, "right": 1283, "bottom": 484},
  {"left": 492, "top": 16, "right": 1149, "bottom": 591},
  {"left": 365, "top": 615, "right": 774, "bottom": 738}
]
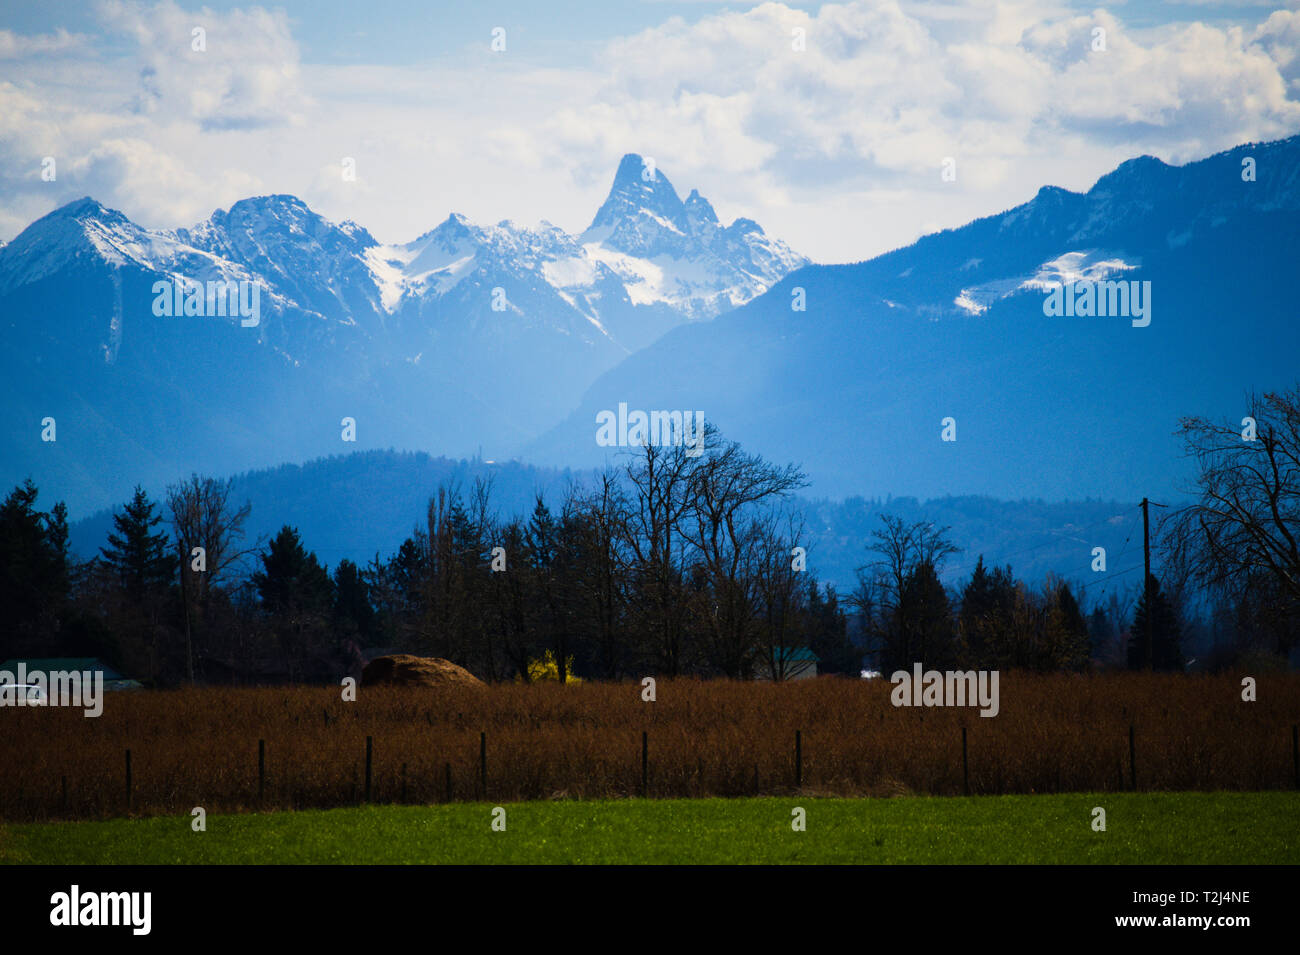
[
  {"left": 962, "top": 726, "right": 970, "bottom": 796},
  {"left": 1292, "top": 726, "right": 1298, "bottom": 790},
  {"left": 480, "top": 732, "right": 487, "bottom": 799},
  {"left": 365, "top": 736, "right": 373, "bottom": 803},
  {"left": 1129, "top": 724, "right": 1137, "bottom": 791}
]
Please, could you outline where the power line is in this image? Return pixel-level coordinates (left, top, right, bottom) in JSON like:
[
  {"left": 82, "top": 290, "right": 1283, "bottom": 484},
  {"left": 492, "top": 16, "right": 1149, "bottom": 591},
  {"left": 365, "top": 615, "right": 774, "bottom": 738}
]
[
  {"left": 1086, "top": 561, "right": 1147, "bottom": 588},
  {"left": 1140, "top": 498, "right": 1168, "bottom": 670},
  {"left": 940, "top": 509, "right": 1140, "bottom": 579}
]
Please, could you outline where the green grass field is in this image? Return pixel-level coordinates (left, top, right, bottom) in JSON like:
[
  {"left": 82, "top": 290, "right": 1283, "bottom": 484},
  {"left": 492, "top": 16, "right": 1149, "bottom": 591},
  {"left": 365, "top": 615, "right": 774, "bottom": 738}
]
[{"left": 2, "top": 792, "right": 1296, "bottom": 864}]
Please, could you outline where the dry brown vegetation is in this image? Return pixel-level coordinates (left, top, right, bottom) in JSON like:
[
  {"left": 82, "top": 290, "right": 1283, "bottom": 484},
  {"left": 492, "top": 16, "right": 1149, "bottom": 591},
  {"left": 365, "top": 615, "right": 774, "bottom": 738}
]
[{"left": 2, "top": 672, "right": 1298, "bottom": 822}]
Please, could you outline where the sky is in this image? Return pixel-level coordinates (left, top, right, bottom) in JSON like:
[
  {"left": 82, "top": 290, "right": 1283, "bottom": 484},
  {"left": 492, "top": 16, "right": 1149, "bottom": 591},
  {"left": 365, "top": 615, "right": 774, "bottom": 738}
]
[{"left": 2, "top": 0, "right": 1298, "bottom": 263}]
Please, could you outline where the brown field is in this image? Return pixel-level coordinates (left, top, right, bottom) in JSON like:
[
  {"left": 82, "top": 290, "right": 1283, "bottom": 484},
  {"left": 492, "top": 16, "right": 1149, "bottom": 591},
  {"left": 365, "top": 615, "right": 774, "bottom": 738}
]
[{"left": 2, "top": 672, "right": 1298, "bottom": 822}]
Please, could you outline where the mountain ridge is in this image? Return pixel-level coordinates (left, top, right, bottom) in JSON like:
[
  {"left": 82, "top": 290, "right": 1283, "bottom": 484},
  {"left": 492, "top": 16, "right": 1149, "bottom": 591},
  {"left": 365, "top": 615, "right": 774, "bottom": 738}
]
[
  {"left": 0, "top": 154, "right": 806, "bottom": 515},
  {"left": 527, "top": 134, "right": 1300, "bottom": 503},
  {"left": 4, "top": 137, "right": 1296, "bottom": 517},
  {"left": 63, "top": 447, "right": 1143, "bottom": 598}
]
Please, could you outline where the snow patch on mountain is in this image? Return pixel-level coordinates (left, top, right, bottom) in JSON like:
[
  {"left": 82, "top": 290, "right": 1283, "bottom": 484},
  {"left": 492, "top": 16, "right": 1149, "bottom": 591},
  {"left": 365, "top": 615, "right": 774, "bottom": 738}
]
[
  {"left": 542, "top": 255, "right": 600, "bottom": 289},
  {"left": 363, "top": 244, "right": 414, "bottom": 311},
  {"left": 954, "top": 278, "right": 1025, "bottom": 316},
  {"left": 1021, "top": 251, "right": 1139, "bottom": 291},
  {"left": 954, "top": 250, "right": 1138, "bottom": 315}
]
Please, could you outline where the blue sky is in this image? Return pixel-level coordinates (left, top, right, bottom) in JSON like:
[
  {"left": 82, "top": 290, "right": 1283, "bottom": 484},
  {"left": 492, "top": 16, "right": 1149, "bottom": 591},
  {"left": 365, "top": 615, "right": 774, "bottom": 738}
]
[
  {"left": 3, "top": 1, "right": 1298, "bottom": 261},
  {"left": 6, "top": 2, "right": 1287, "bottom": 66}
]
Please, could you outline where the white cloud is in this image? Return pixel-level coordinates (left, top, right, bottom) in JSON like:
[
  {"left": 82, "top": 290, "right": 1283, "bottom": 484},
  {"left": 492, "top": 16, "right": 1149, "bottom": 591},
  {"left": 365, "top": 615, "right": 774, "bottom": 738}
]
[
  {"left": 97, "top": 0, "right": 310, "bottom": 129},
  {"left": 565, "top": 2, "right": 1300, "bottom": 179},
  {"left": 0, "top": 28, "right": 84, "bottom": 58},
  {"left": 0, "top": 1, "right": 1297, "bottom": 264},
  {"left": 1254, "top": 9, "right": 1300, "bottom": 82},
  {"left": 536, "top": 1, "right": 1300, "bottom": 257},
  {"left": 69, "top": 137, "right": 264, "bottom": 225}
]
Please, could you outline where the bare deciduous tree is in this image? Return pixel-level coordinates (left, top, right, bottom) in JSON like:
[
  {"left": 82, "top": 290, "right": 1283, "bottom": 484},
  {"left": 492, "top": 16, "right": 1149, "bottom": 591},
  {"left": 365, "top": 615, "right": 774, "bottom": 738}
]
[
  {"left": 622, "top": 436, "right": 698, "bottom": 675},
  {"left": 752, "top": 508, "right": 810, "bottom": 681},
  {"left": 1161, "top": 386, "right": 1300, "bottom": 653},
  {"left": 166, "top": 474, "right": 257, "bottom": 681},
  {"left": 681, "top": 432, "right": 808, "bottom": 677},
  {"left": 853, "top": 515, "right": 960, "bottom": 671}
]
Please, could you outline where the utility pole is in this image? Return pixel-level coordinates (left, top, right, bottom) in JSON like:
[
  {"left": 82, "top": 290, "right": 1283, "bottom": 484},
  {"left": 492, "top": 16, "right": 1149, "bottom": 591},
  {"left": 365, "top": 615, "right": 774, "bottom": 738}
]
[
  {"left": 1139, "top": 498, "right": 1166, "bottom": 670},
  {"left": 181, "top": 543, "right": 195, "bottom": 683},
  {"left": 1141, "top": 498, "right": 1152, "bottom": 670}
]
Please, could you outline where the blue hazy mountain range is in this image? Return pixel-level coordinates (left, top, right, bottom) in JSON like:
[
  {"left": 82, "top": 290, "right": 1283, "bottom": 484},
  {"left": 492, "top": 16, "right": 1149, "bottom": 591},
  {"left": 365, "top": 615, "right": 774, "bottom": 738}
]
[
  {"left": 532, "top": 136, "right": 1300, "bottom": 502},
  {"left": 64, "top": 449, "right": 1142, "bottom": 597},
  {"left": 0, "top": 154, "right": 804, "bottom": 516},
  {"left": 3, "top": 136, "right": 1296, "bottom": 550}
]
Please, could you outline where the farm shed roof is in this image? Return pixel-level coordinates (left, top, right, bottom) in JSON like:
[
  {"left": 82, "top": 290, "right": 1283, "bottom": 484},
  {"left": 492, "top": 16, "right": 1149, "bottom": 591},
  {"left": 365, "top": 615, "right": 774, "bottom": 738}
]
[{"left": 0, "top": 658, "right": 131, "bottom": 681}]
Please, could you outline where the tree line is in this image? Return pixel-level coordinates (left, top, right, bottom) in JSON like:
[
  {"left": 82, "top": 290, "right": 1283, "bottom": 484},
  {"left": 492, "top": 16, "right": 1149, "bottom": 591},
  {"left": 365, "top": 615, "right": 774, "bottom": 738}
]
[
  {"left": 1, "top": 427, "right": 854, "bottom": 684},
  {"left": 3, "top": 387, "right": 1296, "bottom": 684},
  {"left": 850, "top": 515, "right": 1183, "bottom": 674}
]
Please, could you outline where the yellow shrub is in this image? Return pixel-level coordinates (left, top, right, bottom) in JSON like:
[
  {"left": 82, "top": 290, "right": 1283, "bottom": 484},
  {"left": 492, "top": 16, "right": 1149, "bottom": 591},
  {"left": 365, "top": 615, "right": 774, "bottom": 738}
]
[{"left": 519, "top": 650, "right": 583, "bottom": 684}]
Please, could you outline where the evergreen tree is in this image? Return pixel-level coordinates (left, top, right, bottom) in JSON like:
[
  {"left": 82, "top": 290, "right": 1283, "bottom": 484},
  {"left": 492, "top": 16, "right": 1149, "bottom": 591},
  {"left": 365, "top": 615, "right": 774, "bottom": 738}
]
[
  {"left": 253, "top": 526, "right": 335, "bottom": 680},
  {"left": 333, "top": 558, "right": 375, "bottom": 646},
  {"left": 1042, "top": 580, "right": 1090, "bottom": 672},
  {"left": 1087, "top": 605, "right": 1113, "bottom": 661},
  {"left": 0, "top": 480, "right": 71, "bottom": 657},
  {"left": 100, "top": 486, "right": 172, "bottom": 606},
  {"left": 889, "top": 559, "right": 957, "bottom": 672},
  {"left": 47, "top": 501, "right": 70, "bottom": 589},
  {"left": 255, "top": 526, "right": 333, "bottom": 617},
  {"left": 958, "top": 556, "right": 1016, "bottom": 668},
  {"left": 806, "top": 582, "right": 856, "bottom": 674},
  {"left": 390, "top": 536, "right": 427, "bottom": 617},
  {"left": 1127, "top": 575, "right": 1184, "bottom": 671}
]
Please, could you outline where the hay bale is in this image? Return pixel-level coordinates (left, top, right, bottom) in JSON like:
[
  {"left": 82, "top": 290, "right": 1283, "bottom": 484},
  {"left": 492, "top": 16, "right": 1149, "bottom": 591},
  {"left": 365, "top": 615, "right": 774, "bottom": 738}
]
[{"left": 361, "top": 654, "right": 484, "bottom": 688}]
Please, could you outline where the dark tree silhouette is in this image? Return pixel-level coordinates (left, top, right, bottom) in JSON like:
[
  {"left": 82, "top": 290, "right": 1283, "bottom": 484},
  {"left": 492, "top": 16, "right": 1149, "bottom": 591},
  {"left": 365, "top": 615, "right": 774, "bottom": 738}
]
[
  {"left": 253, "top": 526, "right": 335, "bottom": 681},
  {"left": 100, "top": 486, "right": 172, "bottom": 606},
  {"left": 1128, "top": 574, "right": 1184, "bottom": 671},
  {"left": 0, "top": 480, "right": 70, "bottom": 658},
  {"left": 1163, "top": 385, "right": 1300, "bottom": 656}
]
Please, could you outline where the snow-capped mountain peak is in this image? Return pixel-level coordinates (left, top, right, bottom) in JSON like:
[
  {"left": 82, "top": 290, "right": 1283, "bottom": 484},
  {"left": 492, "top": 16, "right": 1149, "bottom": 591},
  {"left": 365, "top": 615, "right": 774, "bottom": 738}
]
[
  {"left": 313, "top": 155, "right": 809, "bottom": 326},
  {"left": 2, "top": 153, "right": 806, "bottom": 335},
  {"left": 0, "top": 154, "right": 808, "bottom": 446},
  {"left": 574, "top": 153, "right": 807, "bottom": 317},
  {"left": 588, "top": 153, "right": 690, "bottom": 237},
  {"left": 0, "top": 196, "right": 245, "bottom": 298},
  {"left": 684, "top": 188, "right": 719, "bottom": 228}
]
